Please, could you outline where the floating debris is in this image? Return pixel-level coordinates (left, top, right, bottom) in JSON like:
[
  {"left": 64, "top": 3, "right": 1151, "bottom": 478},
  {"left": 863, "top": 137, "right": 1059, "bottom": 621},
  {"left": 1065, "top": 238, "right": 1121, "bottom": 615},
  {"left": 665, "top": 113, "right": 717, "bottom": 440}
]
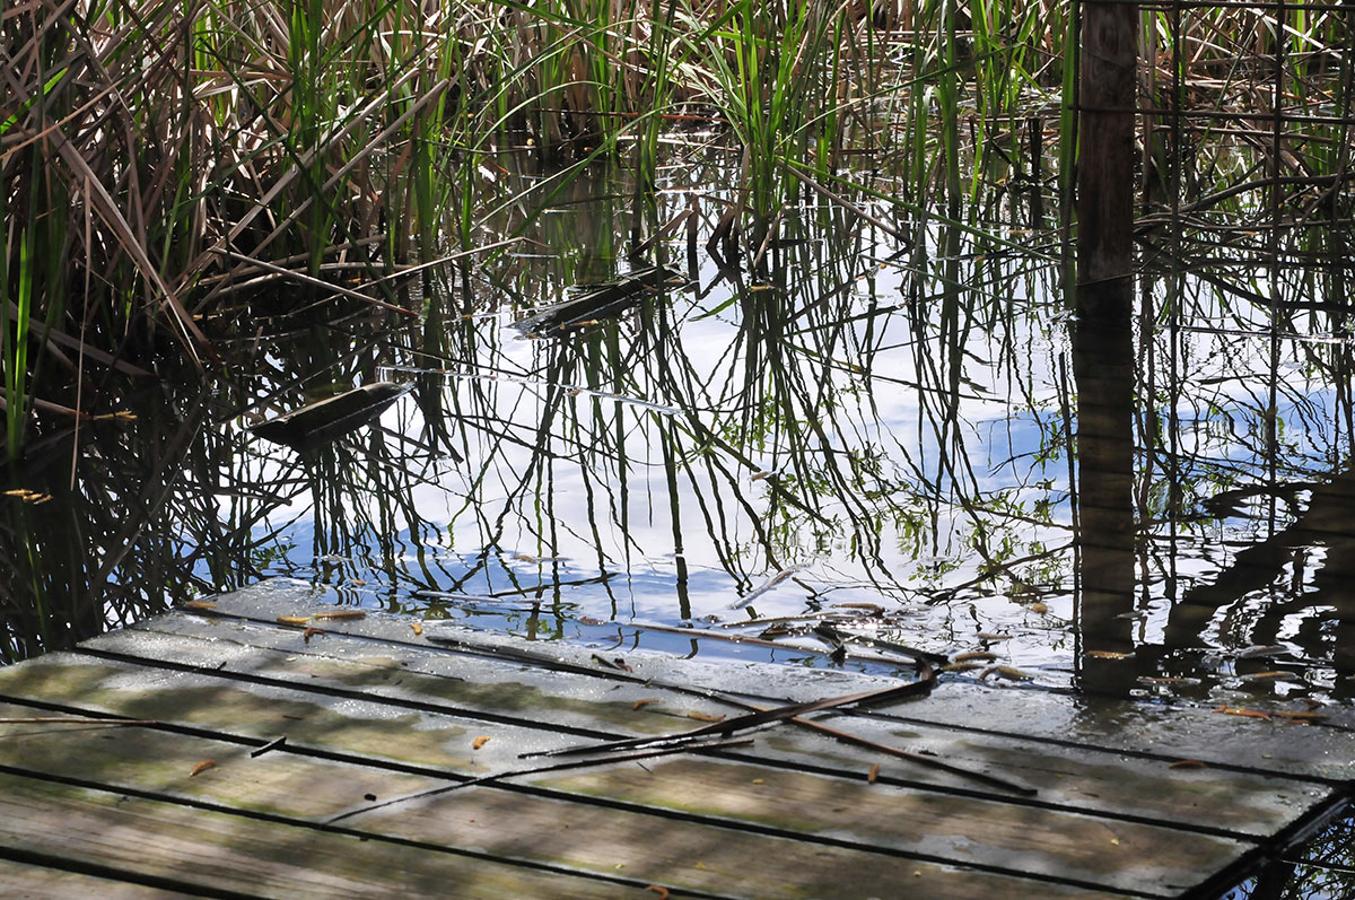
[
  {"left": 833, "top": 602, "right": 884, "bottom": 615},
  {"left": 952, "top": 650, "right": 1000, "bottom": 663},
  {"left": 1272, "top": 710, "right": 1327, "bottom": 722},
  {"left": 515, "top": 265, "right": 686, "bottom": 336},
  {"left": 686, "top": 711, "right": 726, "bottom": 723},
  {"left": 730, "top": 565, "right": 804, "bottom": 609},
  {"left": 2, "top": 488, "right": 53, "bottom": 505},
  {"left": 1215, "top": 705, "right": 1273, "bottom": 720},
  {"left": 1138, "top": 676, "right": 1202, "bottom": 687},
  {"left": 1239, "top": 671, "right": 1294, "bottom": 683},
  {"left": 248, "top": 382, "right": 412, "bottom": 451},
  {"left": 980, "top": 665, "right": 1033, "bottom": 682},
  {"left": 1236, "top": 644, "right": 1290, "bottom": 660},
  {"left": 590, "top": 654, "right": 634, "bottom": 673}
]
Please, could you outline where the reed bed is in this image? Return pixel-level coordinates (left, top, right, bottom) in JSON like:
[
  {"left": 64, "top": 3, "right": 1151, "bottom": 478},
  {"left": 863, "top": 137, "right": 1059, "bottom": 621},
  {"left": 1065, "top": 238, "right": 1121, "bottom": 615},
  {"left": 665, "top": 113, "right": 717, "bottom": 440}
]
[{"left": 2, "top": 0, "right": 1352, "bottom": 458}]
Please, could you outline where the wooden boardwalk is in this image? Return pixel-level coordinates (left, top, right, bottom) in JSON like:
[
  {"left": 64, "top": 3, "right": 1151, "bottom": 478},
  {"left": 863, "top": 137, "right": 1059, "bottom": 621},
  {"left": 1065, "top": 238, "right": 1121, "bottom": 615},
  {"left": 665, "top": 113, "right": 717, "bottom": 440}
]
[{"left": 0, "top": 581, "right": 1349, "bottom": 898}]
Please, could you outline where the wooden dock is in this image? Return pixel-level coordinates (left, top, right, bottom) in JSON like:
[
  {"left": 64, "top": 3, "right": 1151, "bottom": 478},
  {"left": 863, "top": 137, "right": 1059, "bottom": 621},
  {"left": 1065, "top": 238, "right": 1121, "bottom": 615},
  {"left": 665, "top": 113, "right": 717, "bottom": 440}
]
[{"left": 0, "top": 580, "right": 1349, "bottom": 898}]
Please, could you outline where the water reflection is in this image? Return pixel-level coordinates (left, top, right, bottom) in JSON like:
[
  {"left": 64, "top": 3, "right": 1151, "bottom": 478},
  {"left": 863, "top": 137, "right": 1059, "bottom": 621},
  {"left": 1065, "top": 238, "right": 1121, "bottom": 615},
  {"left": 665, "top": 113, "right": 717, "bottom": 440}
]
[
  {"left": 1072, "top": 278, "right": 1136, "bottom": 693},
  {"left": 3, "top": 155, "right": 1355, "bottom": 717}
]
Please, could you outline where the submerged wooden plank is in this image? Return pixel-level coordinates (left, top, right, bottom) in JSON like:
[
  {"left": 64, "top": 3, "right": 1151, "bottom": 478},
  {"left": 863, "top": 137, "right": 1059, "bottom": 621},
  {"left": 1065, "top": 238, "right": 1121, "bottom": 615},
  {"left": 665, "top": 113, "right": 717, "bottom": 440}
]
[
  {"left": 187, "top": 581, "right": 1355, "bottom": 782},
  {"left": 0, "top": 771, "right": 622, "bottom": 899},
  {"left": 0, "top": 687, "right": 1115, "bottom": 899},
  {"left": 189, "top": 578, "right": 900, "bottom": 702},
  {"left": 0, "top": 643, "right": 1262, "bottom": 893},
  {"left": 100, "top": 607, "right": 1333, "bottom": 840}
]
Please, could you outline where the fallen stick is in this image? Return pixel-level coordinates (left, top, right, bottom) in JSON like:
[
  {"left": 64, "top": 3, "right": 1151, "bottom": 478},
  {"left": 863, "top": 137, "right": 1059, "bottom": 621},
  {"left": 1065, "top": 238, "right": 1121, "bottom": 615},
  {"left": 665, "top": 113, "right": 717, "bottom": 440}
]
[{"left": 521, "top": 667, "right": 936, "bottom": 759}]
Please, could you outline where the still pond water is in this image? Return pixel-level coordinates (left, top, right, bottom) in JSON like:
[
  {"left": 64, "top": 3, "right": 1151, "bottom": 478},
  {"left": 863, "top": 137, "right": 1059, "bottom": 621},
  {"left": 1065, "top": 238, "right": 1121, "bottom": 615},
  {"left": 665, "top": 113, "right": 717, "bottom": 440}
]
[{"left": 4, "top": 151, "right": 1354, "bottom": 893}]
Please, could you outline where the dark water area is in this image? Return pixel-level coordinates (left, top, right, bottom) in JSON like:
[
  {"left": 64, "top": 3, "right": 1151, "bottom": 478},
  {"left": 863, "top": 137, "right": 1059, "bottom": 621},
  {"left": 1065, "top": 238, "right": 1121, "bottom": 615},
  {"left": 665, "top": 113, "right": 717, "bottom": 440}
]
[{"left": 3, "top": 150, "right": 1355, "bottom": 893}]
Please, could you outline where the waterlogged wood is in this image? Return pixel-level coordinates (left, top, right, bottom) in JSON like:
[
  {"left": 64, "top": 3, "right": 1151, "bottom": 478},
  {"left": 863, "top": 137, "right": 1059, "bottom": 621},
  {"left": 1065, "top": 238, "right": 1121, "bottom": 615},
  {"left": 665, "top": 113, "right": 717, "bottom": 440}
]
[
  {"left": 94, "top": 608, "right": 1334, "bottom": 838},
  {"left": 191, "top": 578, "right": 900, "bottom": 702},
  {"left": 184, "top": 583, "right": 1355, "bottom": 771},
  {"left": 248, "top": 382, "right": 411, "bottom": 450},
  {"left": 188, "top": 586, "right": 1355, "bottom": 783},
  {"left": 868, "top": 681, "right": 1355, "bottom": 784},
  {"left": 0, "top": 772, "right": 619, "bottom": 899}
]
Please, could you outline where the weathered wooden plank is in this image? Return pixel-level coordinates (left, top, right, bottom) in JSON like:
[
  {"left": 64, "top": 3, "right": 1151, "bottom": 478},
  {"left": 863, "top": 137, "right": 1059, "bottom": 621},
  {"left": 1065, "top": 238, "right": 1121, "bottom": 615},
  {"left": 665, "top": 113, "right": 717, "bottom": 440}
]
[
  {"left": 0, "top": 646, "right": 1259, "bottom": 894},
  {"left": 516, "top": 754, "right": 1248, "bottom": 896},
  {"left": 0, "top": 699, "right": 1117, "bottom": 899},
  {"left": 191, "top": 581, "right": 1355, "bottom": 783},
  {"left": 0, "top": 771, "right": 623, "bottom": 899},
  {"left": 0, "top": 857, "right": 180, "bottom": 898},
  {"left": 99, "top": 609, "right": 1334, "bottom": 840},
  {"left": 0, "top": 700, "right": 441, "bottom": 819}
]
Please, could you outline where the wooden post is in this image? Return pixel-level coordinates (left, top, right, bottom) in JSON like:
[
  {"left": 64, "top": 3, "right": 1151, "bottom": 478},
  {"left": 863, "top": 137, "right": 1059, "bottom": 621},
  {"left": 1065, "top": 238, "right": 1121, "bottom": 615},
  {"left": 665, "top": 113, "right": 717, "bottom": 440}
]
[
  {"left": 1073, "top": 0, "right": 1138, "bottom": 687},
  {"left": 1076, "top": 0, "right": 1139, "bottom": 294}
]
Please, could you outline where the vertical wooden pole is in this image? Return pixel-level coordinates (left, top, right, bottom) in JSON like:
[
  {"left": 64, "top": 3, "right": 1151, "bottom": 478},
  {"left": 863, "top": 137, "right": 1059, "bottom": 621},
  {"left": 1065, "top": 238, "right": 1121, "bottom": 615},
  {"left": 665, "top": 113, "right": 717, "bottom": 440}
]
[
  {"left": 1076, "top": 1, "right": 1139, "bottom": 294},
  {"left": 1073, "top": 0, "right": 1138, "bottom": 687}
]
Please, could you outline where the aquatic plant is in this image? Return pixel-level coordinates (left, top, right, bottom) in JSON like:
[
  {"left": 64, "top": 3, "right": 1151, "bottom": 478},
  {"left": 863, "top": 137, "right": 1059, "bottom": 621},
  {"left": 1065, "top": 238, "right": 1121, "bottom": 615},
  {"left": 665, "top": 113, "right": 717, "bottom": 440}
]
[{"left": 4, "top": 0, "right": 1354, "bottom": 458}]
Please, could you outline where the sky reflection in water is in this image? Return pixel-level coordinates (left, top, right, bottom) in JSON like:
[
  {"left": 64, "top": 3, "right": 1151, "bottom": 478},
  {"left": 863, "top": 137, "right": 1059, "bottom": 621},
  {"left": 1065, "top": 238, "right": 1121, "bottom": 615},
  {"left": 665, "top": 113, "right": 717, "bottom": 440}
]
[{"left": 219, "top": 161, "right": 1355, "bottom": 708}]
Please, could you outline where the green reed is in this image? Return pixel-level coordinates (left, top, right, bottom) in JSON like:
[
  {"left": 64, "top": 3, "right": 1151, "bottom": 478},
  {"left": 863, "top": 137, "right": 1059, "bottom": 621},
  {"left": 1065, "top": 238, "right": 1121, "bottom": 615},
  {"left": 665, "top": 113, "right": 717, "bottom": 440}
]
[{"left": 5, "top": 0, "right": 1354, "bottom": 457}]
